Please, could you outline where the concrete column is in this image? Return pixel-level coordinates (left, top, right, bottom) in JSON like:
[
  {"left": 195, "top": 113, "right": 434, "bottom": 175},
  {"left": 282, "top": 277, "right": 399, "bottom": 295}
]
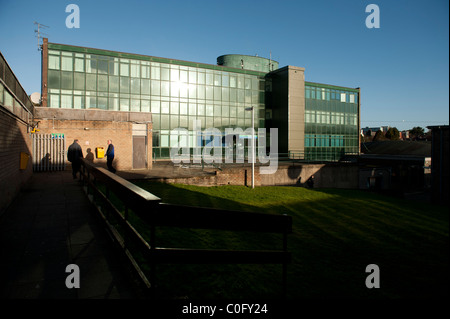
[{"left": 287, "top": 66, "right": 305, "bottom": 157}]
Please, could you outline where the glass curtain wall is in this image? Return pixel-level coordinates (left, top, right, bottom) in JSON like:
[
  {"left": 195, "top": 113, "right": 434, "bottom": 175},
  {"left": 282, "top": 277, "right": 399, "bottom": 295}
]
[
  {"left": 46, "top": 47, "right": 266, "bottom": 159},
  {"left": 304, "top": 84, "right": 359, "bottom": 161}
]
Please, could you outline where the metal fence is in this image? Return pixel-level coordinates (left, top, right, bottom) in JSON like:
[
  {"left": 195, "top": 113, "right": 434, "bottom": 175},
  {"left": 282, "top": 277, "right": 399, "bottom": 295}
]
[{"left": 32, "top": 133, "right": 66, "bottom": 171}]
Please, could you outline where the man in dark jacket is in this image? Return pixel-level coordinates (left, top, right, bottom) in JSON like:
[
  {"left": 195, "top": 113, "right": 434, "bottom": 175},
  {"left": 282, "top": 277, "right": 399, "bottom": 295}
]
[
  {"left": 106, "top": 139, "right": 116, "bottom": 173},
  {"left": 67, "top": 139, "right": 83, "bottom": 179}
]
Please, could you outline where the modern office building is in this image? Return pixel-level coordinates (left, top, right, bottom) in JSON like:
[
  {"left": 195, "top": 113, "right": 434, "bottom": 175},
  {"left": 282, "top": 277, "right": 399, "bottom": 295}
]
[{"left": 39, "top": 38, "right": 360, "bottom": 163}]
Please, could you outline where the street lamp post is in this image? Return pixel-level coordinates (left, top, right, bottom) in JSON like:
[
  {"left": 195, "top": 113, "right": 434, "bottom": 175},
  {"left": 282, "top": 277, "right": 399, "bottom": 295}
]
[{"left": 245, "top": 106, "right": 255, "bottom": 189}]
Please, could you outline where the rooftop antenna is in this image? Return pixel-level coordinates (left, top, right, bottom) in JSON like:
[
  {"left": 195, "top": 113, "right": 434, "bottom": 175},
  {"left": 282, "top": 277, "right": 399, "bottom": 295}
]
[{"left": 34, "top": 21, "right": 49, "bottom": 51}]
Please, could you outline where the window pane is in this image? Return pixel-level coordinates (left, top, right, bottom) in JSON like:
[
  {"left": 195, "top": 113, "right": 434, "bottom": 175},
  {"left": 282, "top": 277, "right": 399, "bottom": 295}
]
[
  {"left": 189, "top": 71, "right": 197, "bottom": 84},
  {"left": 180, "top": 102, "right": 188, "bottom": 115},
  {"left": 97, "top": 59, "right": 108, "bottom": 74},
  {"left": 109, "top": 61, "right": 119, "bottom": 75},
  {"left": 151, "top": 66, "right": 161, "bottom": 79},
  {"left": 98, "top": 74, "right": 108, "bottom": 91},
  {"left": 86, "top": 59, "right": 97, "bottom": 73},
  {"left": 120, "top": 98, "right": 129, "bottom": 111},
  {"left": 180, "top": 70, "right": 188, "bottom": 83},
  {"left": 141, "top": 79, "right": 150, "bottom": 95},
  {"left": 161, "top": 101, "right": 169, "bottom": 114},
  {"left": 161, "top": 82, "right": 169, "bottom": 96},
  {"left": 49, "top": 55, "right": 60, "bottom": 70},
  {"left": 130, "top": 64, "right": 140, "bottom": 78},
  {"left": 49, "top": 94, "right": 60, "bottom": 108},
  {"left": 131, "top": 99, "right": 140, "bottom": 112},
  {"left": 120, "top": 63, "right": 129, "bottom": 76},
  {"left": 197, "top": 72, "right": 205, "bottom": 85},
  {"left": 61, "top": 57, "right": 73, "bottom": 71},
  {"left": 206, "top": 86, "right": 213, "bottom": 100},
  {"left": 229, "top": 76, "right": 236, "bottom": 88},
  {"left": 109, "top": 76, "right": 119, "bottom": 92},
  {"left": 61, "top": 71, "right": 73, "bottom": 89},
  {"left": 74, "top": 58, "right": 84, "bottom": 72},
  {"left": 120, "top": 77, "right": 130, "bottom": 93},
  {"left": 170, "top": 102, "right": 179, "bottom": 114},
  {"left": 48, "top": 70, "right": 60, "bottom": 89},
  {"left": 206, "top": 73, "right": 213, "bottom": 85},
  {"left": 98, "top": 97, "right": 108, "bottom": 109},
  {"left": 131, "top": 78, "right": 140, "bottom": 94},
  {"left": 161, "top": 68, "right": 169, "bottom": 81},
  {"left": 74, "top": 95, "right": 84, "bottom": 109},
  {"left": 151, "top": 80, "right": 160, "bottom": 95},
  {"left": 141, "top": 99, "right": 150, "bottom": 112},
  {"left": 151, "top": 101, "right": 161, "bottom": 113}
]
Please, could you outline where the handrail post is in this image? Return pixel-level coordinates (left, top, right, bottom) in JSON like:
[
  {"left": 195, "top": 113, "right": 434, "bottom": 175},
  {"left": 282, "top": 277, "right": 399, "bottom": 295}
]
[
  {"left": 150, "top": 222, "right": 156, "bottom": 298},
  {"left": 282, "top": 215, "right": 289, "bottom": 299}
]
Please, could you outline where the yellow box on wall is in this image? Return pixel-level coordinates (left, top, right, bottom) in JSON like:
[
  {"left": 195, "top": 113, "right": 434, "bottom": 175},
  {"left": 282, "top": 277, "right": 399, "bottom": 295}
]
[{"left": 96, "top": 147, "right": 105, "bottom": 159}]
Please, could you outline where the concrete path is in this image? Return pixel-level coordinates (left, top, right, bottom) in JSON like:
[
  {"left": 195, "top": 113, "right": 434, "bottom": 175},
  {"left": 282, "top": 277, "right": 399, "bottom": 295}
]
[{"left": 0, "top": 171, "right": 144, "bottom": 299}]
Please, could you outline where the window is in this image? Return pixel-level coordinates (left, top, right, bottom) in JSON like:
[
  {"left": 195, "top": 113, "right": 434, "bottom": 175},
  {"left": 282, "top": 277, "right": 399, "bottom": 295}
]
[
  {"left": 74, "top": 95, "right": 84, "bottom": 109},
  {"left": 141, "top": 66, "right": 150, "bottom": 79},
  {"left": 151, "top": 101, "right": 160, "bottom": 113},
  {"left": 98, "top": 75, "right": 108, "bottom": 92},
  {"left": 97, "top": 60, "right": 108, "bottom": 74},
  {"left": 61, "top": 72, "right": 73, "bottom": 90},
  {"left": 305, "top": 87, "right": 311, "bottom": 99},
  {"left": 151, "top": 66, "right": 161, "bottom": 80},
  {"left": 61, "top": 57, "right": 73, "bottom": 71},
  {"left": 340, "top": 93, "right": 346, "bottom": 102},
  {"left": 48, "top": 70, "right": 60, "bottom": 89},
  {"left": 120, "top": 77, "right": 129, "bottom": 93},
  {"left": 86, "top": 60, "right": 97, "bottom": 73},
  {"left": 141, "top": 79, "right": 150, "bottom": 95},
  {"left": 120, "top": 63, "right": 129, "bottom": 76},
  {"left": 49, "top": 94, "right": 60, "bottom": 108},
  {"left": 74, "top": 58, "right": 84, "bottom": 72},
  {"left": 131, "top": 78, "right": 140, "bottom": 94},
  {"left": 349, "top": 94, "right": 355, "bottom": 103},
  {"left": 49, "top": 55, "right": 60, "bottom": 70}
]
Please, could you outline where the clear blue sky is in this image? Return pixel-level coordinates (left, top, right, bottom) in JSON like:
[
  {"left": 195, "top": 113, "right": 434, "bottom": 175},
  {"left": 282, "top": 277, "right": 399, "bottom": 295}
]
[{"left": 1, "top": 0, "right": 448, "bottom": 131}]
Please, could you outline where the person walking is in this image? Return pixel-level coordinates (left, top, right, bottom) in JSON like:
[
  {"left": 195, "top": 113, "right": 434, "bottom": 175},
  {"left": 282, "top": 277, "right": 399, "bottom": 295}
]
[
  {"left": 67, "top": 139, "right": 83, "bottom": 179},
  {"left": 106, "top": 139, "right": 116, "bottom": 173}
]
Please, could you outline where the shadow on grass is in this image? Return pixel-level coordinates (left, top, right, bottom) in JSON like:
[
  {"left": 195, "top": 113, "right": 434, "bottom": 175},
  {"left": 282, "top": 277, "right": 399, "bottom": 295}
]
[{"left": 124, "top": 181, "right": 449, "bottom": 299}]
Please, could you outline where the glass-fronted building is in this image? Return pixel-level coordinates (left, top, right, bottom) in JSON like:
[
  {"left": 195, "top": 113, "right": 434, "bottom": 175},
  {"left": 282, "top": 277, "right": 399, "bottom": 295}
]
[
  {"left": 41, "top": 39, "right": 360, "bottom": 162},
  {"left": 304, "top": 82, "right": 360, "bottom": 161}
]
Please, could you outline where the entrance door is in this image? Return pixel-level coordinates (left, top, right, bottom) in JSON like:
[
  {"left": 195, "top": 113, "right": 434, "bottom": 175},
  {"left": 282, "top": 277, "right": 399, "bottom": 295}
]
[{"left": 133, "top": 136, "right": 147, "bottom": 169}]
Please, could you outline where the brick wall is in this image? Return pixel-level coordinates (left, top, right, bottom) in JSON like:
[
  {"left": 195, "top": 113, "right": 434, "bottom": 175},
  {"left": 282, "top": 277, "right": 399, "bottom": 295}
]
[
  {"left": 35, "top": 118, "right": 152, "bottom": 171},
  {"left": 0, "top": 109, "right": 32, "bottom": 213},
  {"left": 34, "top": 108, "right": 153, "bottom": 171}
]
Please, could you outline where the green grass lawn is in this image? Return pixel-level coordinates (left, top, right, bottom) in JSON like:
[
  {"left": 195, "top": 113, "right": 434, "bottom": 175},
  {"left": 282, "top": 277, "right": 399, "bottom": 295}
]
[{"left": 129, "top": 181, "right": 449, "bottom": 299}]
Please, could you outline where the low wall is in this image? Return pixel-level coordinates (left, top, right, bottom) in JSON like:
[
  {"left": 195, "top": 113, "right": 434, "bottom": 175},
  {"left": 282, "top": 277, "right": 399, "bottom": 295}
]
[{"left": 151, "top": 163, "right": 360, "bottom": 189}]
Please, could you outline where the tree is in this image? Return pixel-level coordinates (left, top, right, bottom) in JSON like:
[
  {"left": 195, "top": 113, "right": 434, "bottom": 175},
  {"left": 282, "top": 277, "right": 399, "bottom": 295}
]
[
  {"left": 409, "top": 126, "right": 424, "bottom": 139},
  {"left": 385, "top": 127, "right": 400, "bottom": 140},
  {"left": 373, "top": 130, "right": 385, "bottom": 141}
]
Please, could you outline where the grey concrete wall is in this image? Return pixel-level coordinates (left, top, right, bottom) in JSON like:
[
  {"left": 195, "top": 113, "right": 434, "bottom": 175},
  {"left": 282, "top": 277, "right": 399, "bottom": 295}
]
[
  {"left": 287, "top": 66, "right": 305, "bottom": 155},
  {"left": 260, "top": 163, "right": 359, "bottom": 188},
  {"left": 152, "top": 163, "right": 360, "bottom": 189}
]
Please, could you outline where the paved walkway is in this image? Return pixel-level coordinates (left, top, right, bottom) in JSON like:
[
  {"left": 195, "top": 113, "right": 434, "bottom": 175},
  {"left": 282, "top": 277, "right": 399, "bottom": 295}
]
[{"left": 0, "top": 171, "right": 144, "bottom": 299}]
